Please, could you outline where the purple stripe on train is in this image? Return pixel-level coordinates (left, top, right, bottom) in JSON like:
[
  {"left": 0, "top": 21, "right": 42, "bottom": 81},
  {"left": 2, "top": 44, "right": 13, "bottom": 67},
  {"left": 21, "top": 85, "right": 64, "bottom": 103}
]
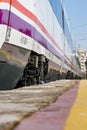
[{"left": 0, "top": 9, "right": 69, "bottom": 65}]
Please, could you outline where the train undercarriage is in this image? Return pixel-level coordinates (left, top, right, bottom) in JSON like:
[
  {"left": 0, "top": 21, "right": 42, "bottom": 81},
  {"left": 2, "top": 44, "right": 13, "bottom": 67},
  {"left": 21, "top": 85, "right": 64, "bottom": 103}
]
[
  {"left": 0, "top": 43, "right": 80, "bottom": 90},
  {"left": 0, "top": 43, "right": 76, "bottom": 90},
  {"left": 15, "top": 51, "right": 49, "bottom": 88},
  {"left": 15, "top": 51, "right": 80, "bottom": 89}
]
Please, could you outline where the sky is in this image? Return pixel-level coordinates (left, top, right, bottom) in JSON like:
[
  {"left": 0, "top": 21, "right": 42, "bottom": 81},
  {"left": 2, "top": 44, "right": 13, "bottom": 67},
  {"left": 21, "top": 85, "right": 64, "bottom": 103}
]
[{"left": 63, "top": 0, "right": 87, "bottom": 51}]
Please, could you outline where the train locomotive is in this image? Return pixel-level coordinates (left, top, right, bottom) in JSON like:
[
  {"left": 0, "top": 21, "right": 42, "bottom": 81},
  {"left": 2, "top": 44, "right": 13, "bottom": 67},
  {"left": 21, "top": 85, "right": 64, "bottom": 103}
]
[{"left": 0, "top": 0, "right": 81, "bottom": 90}]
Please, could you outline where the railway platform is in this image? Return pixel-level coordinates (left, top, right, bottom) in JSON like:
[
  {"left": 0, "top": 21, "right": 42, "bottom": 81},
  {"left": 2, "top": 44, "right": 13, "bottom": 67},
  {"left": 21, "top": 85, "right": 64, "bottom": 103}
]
[{"left": 0, "top": 80, "right": 79, "bottom": 130}]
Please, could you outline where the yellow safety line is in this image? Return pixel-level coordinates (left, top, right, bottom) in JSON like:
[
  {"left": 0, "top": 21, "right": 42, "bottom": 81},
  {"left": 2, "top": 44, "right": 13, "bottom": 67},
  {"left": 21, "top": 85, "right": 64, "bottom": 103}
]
[{"left": 64, "top": 80, "right": 87, "bottom": 130}]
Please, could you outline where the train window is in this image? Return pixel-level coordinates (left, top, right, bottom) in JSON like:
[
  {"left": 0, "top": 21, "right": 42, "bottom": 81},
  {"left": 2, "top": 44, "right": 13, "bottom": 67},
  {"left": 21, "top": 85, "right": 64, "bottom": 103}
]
[{"left": 49, "top": 0, "right": 63, "bottom": 27}]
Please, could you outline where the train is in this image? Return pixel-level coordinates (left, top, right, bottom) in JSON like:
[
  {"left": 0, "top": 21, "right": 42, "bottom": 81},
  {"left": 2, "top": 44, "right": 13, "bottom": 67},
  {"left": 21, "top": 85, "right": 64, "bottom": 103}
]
[{"left": 0, "top": 0, "right": 81, "bottom": 90}]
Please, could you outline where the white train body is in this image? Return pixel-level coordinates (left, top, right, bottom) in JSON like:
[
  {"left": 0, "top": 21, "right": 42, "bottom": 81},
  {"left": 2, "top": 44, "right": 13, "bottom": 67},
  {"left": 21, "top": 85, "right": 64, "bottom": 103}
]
[{"left": 0, "top": 0, "right": 81, "bottom": 90}]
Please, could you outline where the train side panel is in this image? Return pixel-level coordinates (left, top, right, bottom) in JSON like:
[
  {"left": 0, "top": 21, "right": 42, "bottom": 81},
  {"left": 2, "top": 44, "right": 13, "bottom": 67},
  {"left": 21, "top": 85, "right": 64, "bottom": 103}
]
[
  {"left": 0, "top": 1, "right": 10, "bottom": 48},
  {"left": 14, "top": 0, "right": 73, "bottom": 72},
  {"left": 0, "top": 0, "right": 81, "bottom": 89}
]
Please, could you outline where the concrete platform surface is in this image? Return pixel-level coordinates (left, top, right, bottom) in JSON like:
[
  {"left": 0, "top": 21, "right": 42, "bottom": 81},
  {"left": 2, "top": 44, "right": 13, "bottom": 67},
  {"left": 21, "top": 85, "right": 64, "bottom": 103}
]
[{"left": 0, "top": 80, "right": 78, "bottom": 130}]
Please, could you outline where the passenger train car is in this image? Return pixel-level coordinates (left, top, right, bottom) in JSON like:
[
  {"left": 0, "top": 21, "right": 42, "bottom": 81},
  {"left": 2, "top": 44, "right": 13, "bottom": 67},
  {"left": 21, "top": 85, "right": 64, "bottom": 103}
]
[{"left": 0, "top": 0, "right": 81, "bottom": 90}]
